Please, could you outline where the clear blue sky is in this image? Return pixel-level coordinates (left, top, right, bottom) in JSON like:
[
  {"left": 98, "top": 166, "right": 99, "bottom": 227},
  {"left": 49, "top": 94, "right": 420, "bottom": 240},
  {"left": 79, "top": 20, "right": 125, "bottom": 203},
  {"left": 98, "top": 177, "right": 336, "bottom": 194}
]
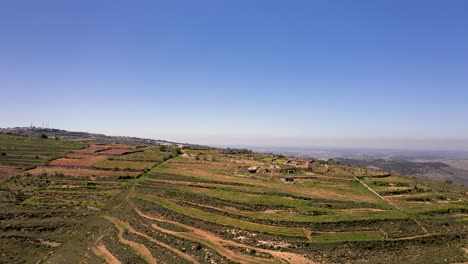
[{"left": 1, "top": 0, "right": 467, "bottom": 150}]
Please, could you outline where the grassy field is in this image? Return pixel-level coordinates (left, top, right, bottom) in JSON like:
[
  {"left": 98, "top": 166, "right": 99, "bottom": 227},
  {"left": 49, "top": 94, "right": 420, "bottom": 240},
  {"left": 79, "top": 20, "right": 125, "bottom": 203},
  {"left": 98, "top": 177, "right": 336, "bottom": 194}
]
[
  {"left": 0, "top": 134, "right": 83, "bottom": 168},
  {"left": 0, "top": 136, "right": 466, "bottom": 264}
]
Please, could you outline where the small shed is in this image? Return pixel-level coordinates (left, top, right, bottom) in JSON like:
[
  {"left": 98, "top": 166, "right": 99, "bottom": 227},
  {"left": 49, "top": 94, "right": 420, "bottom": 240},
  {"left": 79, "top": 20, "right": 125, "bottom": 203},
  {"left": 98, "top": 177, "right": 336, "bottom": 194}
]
[
  {"left": 247, "top": 166, "right": 259, "bottom": 173},
  {"left": 282, "top": 167, "right": 297, "bottom": 174}
]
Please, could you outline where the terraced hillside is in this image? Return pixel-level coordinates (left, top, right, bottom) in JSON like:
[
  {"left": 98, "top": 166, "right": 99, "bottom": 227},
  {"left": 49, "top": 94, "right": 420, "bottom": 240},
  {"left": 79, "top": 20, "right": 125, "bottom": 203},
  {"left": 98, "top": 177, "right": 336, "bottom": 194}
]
[
  {"left": 0, "top": 136, "right": 467, "bottom": 263},
  {"left": 0, "top": 135, "right": 83, "bottom": 181},
  {"left": 0, "top": 135, "right": 179, "bottom": 263}
]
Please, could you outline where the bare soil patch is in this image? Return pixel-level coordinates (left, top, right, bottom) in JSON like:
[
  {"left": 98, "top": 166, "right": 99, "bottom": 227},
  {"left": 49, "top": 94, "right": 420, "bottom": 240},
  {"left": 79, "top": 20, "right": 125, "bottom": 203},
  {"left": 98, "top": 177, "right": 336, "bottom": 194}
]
[
  {"left": 48, "top": 156, "right": 109, "bottom": 167},
  {"left": 104, "top": 216, "right": 158, "bottom": 264},
  {"left": 134, "top": 207, "right": 315, "bottom": 264}
]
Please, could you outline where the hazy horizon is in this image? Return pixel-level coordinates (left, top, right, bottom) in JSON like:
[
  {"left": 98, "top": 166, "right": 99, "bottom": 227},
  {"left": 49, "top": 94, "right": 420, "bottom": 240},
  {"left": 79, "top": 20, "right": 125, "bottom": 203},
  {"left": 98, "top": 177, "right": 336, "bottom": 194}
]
[
  {"left": 4, "top": 125, "right": 468, "bottom": 153},
  {"left": 1, "top": 1, "right": 467, "bottom": 151}
]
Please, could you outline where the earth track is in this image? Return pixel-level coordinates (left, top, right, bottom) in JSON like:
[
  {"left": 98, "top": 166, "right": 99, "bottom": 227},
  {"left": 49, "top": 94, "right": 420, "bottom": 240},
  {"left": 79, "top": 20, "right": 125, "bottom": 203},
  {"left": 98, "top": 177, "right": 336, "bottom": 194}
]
[
  {"left": 104, "top": 216, "right": 158, "bottom": 264},
  {"left": 355, "top": 177, "right": 430, "bottom": 235},
  {"left": 134, "top": 206, "right": 315, "bottom": 264},
  {"left": 92, "top": 244, "right": 122, "bottom": 264}
]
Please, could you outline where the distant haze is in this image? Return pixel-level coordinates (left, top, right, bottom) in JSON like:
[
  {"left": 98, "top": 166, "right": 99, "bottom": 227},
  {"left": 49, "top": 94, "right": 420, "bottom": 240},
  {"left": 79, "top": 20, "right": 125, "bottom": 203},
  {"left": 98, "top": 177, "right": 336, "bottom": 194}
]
[{"left": 206, "top": 137, "right": 468, "bottom": 152}]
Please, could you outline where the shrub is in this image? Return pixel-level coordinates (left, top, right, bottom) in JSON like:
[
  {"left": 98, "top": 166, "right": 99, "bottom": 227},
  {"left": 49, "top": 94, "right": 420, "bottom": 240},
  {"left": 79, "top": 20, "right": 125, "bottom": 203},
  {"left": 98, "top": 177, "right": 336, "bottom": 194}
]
[
  {"left": 222, "top": 148, "right": 252, "bottom": 154},
  {"left": 159, "top": 145, "right": 168, "bottom": 152}
]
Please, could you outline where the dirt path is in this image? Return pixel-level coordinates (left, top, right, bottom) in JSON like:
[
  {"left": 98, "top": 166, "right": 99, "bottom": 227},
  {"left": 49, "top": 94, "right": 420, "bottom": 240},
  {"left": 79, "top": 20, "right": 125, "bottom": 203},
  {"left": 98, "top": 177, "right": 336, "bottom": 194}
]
[
  {"left": 387, "top": 233, "right": 435, "bottom": 241},
  {"left": 302, "top": 228, "right": 313, "bottom": 241},
  {"left": 354, "top": 177, "right": 430, "bottom": 235},
  {"left": 134, "top": 207, "right": 315, "bottom": 264},
  {"left": 109, "top": 181, "right": 135, "bottom": 213},
  {"left": 354, "top": 177, "right": 398, "bottom": 208},
  {"left": 92, "top": 244, "right": 122, "bottom": 264},
  {"left": 106, "top": 215, "right": 199, "bottom": 264},
  {"left": 104, "top": 216, "right": 158, "bottom": 264}
]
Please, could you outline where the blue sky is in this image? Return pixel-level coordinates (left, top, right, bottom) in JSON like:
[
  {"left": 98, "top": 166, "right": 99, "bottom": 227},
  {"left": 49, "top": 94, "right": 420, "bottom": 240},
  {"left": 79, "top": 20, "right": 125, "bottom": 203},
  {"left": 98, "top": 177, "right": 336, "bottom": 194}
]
[{"left": 1, "top": 0, "right": 467, "bottom": 150}]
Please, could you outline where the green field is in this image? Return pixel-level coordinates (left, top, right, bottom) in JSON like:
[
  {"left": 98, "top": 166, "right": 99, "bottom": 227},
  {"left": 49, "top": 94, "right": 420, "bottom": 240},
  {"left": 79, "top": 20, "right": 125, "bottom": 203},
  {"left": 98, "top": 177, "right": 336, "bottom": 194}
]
[{"left": 0, "top": 134, "right": 83, "bottom": 168}]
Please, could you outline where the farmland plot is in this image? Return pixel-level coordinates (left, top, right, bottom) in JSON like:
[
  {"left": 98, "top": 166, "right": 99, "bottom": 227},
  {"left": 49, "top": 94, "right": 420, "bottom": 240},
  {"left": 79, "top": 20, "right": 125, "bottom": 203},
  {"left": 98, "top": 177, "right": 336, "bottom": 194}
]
[
  {"left": 94, "top": 160, "right": 157, "bottom": 171},
  {"left": 48, "top": 156, "right": 109, "bottom": 167},
  {"left": 97, "top": 148, "right": 135, "bottom": 155},
  {"left": 0, "top": 135, "right": 82, "bottom": 168},
  {"left": 27, "top": 166, "right": 141, "bottom": 178},
  {"left": 111, "top": 150, "right": 170, "bottom": 162}
]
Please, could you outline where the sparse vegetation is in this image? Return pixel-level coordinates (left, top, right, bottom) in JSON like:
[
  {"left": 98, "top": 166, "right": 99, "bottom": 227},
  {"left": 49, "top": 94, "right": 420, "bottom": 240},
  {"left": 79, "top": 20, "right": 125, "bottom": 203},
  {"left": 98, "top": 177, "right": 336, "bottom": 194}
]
[{"left": 0, "top": 134, "right": 466, "bottom": 264}]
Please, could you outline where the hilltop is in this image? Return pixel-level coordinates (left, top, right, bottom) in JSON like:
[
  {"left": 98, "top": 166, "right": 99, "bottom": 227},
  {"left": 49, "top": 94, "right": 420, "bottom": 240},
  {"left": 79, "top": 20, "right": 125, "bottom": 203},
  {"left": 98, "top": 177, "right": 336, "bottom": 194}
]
[
  {"left": 0, "top": 127, "right": 190, "bottom": 146},
  {"left": 0, "top": 133, "right": 466, "bottom": 263}
]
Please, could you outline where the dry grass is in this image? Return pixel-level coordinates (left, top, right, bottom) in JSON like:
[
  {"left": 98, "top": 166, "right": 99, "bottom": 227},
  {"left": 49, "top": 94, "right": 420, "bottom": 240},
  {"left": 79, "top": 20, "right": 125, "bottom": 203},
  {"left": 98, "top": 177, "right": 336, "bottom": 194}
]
[
  {"left": 27, "top": 166, "right": 140, "bottom": 178},
  {"left": 48, "top": 156, "right": 109, "bottom": 167},
  {"left": 95, "top": 160, "right": 157, "bottom": 171}
]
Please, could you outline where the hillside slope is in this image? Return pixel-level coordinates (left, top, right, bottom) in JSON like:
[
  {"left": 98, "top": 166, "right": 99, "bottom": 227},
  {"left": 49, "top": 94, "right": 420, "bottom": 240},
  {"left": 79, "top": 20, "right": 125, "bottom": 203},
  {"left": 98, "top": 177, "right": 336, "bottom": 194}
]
[{"left": 0, "top": 135, "right": 466, "bottom": 263}]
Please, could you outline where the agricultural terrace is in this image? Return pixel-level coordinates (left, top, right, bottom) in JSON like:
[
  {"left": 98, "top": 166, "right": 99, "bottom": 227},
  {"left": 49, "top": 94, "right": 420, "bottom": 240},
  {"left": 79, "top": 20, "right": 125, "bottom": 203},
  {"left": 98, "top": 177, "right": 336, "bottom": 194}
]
[
  {"left": 0, "top": 134, "right": 82, "bottom": 169},
  {"left": 0, "top": 136, "right": 178, "bottom": 263},
  {"left": 87, "top": 149, "right": 466, "bottom": 264},
  {"left": 0, "top": 138, "right": 466, "bottom": 264},
  {"left": 0, "top": 134, "right": 82, "bottom": 184}
]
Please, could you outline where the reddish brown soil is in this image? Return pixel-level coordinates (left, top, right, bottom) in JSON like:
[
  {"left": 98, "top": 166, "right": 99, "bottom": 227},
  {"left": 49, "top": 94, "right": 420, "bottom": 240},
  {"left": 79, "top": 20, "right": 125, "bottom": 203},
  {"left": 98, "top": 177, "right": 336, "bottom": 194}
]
[
  {"left": 48, "top": 156, "right": 109, "bottom": 167},
  {"left": 0, "top": 166, "right": 19, "bottom": 179}
]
